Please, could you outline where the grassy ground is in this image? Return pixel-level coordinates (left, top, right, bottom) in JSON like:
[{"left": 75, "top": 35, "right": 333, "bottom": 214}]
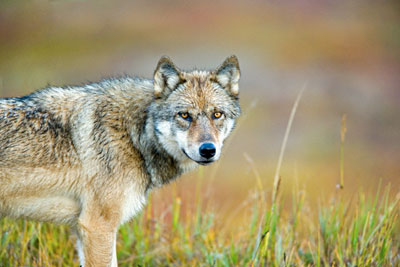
[{"left": 1, "top": 180, "right": 399, "bottom": 266}]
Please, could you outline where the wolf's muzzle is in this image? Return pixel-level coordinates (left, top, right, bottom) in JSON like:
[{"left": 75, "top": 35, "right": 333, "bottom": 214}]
[{"left": 199, "top": 143, "right": 216, "bottom": 159}]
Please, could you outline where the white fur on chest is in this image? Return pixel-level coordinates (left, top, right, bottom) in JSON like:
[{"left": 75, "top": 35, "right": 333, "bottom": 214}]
[{"left": 120, "top": 185, "right": 147, "bottom": 225}]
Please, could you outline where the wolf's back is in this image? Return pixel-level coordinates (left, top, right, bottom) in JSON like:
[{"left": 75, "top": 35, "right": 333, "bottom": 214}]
[
  {"left": 0, "top": 77, "right": 154, "bottom": 169},
  {"left": 0, "top": 88, "right": 85, "bottom": 168}
]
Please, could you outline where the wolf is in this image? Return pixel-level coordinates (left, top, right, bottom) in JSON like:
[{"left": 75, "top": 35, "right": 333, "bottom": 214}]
[{"left": 0, "top": 56, "right": 241, "bottom": 266}]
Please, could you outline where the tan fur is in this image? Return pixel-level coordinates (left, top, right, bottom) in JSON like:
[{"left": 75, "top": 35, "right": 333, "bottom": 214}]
[{"left": 0, "top": 56, "right": 241, "bottom": 266}]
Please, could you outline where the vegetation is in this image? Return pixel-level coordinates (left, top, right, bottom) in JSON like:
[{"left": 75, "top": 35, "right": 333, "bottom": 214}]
[{"left": 1, "top": 180, "right": 399, "bottom": 266}]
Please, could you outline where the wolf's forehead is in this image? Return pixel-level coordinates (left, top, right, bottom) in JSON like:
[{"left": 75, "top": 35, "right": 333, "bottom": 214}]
[
  {"left": 173, "top": 90, "right": 228, "bottom": 113},
  {"left": 171, "top": 73, "right": 223, "bottom": 108}
]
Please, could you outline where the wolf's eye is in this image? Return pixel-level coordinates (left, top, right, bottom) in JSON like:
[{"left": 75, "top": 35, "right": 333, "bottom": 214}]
[
  {"left": 213, "top": 112, "right": 223, "bottom": 119},
  {"left": 178, "top": 112, "right": 191, "bottom": 121}
]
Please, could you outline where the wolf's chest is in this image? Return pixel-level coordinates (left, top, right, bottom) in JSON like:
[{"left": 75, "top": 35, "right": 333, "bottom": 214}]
[{"left": 120, "top": 185, "right": 147, "bottom": 225}]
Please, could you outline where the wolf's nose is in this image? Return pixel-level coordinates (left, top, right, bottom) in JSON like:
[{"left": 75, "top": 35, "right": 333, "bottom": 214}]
[{"left": 199, "top": 143, "right": 216, "bottom": 159}]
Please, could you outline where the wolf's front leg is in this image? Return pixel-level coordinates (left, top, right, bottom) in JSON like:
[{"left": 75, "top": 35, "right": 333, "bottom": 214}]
[
  {"left": 76, "top": 204, "right": 120, "bottom": 267},
  {"left": 76, "top": 232, "right": 118, "bottom": 267}
]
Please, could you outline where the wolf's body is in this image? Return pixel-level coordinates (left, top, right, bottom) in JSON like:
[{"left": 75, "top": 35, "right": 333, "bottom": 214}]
[{"left": 0, "top": 56, "right": 240, "bottom": 266}]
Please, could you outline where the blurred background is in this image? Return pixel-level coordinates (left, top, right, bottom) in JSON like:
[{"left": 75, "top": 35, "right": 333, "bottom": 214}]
[{"left": 1, "top": 0, "right": 399, "bottom": 226}]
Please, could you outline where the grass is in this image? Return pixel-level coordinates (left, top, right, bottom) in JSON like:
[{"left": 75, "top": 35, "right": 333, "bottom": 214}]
[{"left": 1, "top": 180, "right": 399, "bottom": 266}]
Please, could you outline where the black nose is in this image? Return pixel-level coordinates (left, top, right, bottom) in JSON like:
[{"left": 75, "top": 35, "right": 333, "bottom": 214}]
[{"left": 199, "top": 143, "right": 216, "bottom": 159}]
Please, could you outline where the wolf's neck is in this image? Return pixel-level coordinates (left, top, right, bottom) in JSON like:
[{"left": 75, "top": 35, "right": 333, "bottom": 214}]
[{"left": 138, "top": 116, "right": 183, "bottom": 190}]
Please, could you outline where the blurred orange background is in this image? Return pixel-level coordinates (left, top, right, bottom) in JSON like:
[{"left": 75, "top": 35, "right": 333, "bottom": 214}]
[{"left": 1, "top": 0, "right": 399, "bottom": 223}]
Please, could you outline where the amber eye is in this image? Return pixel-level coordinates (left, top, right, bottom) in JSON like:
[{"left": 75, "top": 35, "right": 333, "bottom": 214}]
[
  {"left": 179, "top": 112, "right": 191, "bottom": 121},
  {"left": 213, "top": 112, "right": 223, "bottom": 119}
]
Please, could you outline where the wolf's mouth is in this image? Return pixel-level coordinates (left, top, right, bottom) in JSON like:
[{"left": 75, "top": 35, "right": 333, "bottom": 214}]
[
  {"left": 181, "top": 149, "right": 214, "bottom": 165},
  {"left": 196, "top": 160, "right": 213, "bottom": 165}
]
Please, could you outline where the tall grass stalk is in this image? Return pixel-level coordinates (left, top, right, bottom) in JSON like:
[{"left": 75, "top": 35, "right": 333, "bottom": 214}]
[
  {"left": 272, "top": 83, "right": 306, "bottom": 203},
  {"left": 339, "top": 114, "right": 347, "bottom": 189}
]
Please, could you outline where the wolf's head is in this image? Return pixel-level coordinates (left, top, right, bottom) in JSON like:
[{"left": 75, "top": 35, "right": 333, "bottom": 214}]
[{"left": 149, "top": 56, "right": 241, "bottom": 167}]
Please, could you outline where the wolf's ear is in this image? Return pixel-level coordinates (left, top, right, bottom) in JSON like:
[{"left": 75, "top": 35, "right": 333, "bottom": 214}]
[
  {"left": 154, "top": 56, "right": 184, "bottom": 97},
  {"left": 213, "top": 55, "right": 241, "bottom": 97}
]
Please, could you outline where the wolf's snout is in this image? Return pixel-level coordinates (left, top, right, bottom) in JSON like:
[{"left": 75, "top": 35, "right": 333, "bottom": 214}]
[{"left": 199, "top": 143, "right": 216, "bottom": 159}]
